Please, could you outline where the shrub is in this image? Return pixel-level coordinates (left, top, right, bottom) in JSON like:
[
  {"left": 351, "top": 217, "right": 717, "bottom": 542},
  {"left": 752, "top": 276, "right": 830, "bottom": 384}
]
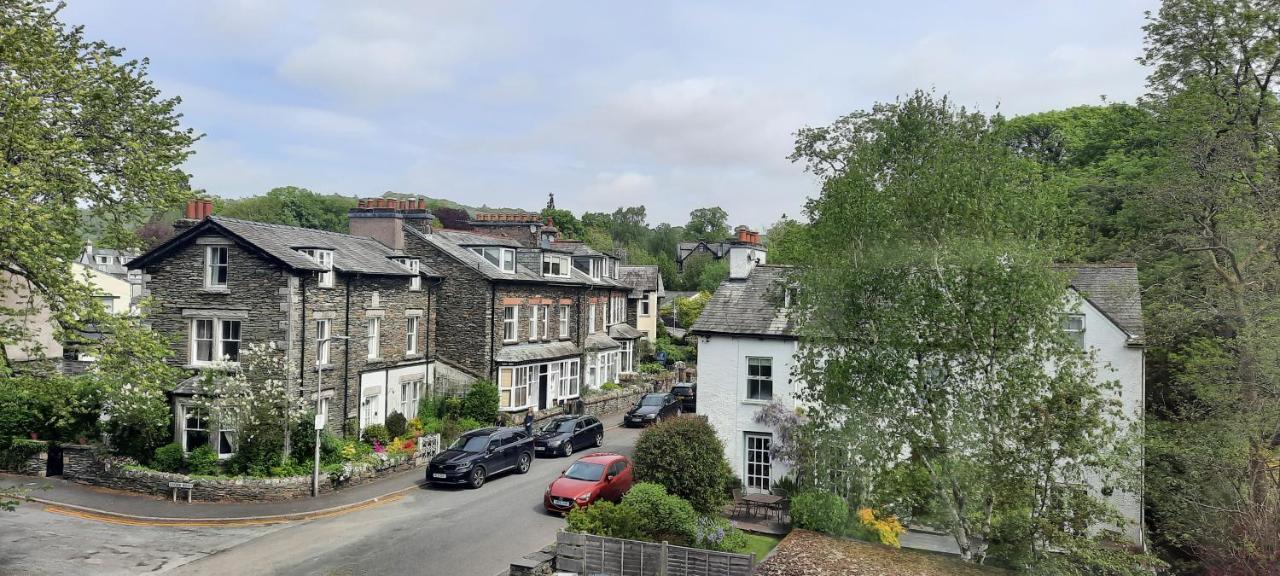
[
  {"left": 457, "top": 418, "right": 485, "bottom": 432},
  {"left": 691, "top": 515, "right": 748, "bottom": 552},
  {"left": 601, "top": 382, "right": 621, "bottom": 392},
  {"left": 790, "top": 490, "right": 848, "bottom": 535},
  {"left": 361, "top": 424, "right": 390, "bottom": 446},
  {"left": 443, "top": 397, "right": 463, "bottom": 419},
  {"left": 566, "top": 500, "right": 646, "bottom": 540},
  {"left": 385, "top": 412, "right": 407, "bottom": 439},
  {"left": 406, "top": 417, "right": 424, "bottom": 437},
  {"left": 461, "top": 380, "right": 498, "bottom": 424},
  {"left": 632, "top": 416, "right": 733, "bottom": 514},
  {"left": 187, "top": 446, "right": 220, "bottom": 475},
  {"left": 151, "top": 443, "right": 185, "bottom": 472},
  {"left": 622, "top": 482, "right": 698, "bottom": 543},
  {"left": 418, "top": 396, "right": 438, "bottom": 421},
  {"left": 852, "top": 508, "right": 906, "bottom": 547},
  {"left": 637, "top": 362, "right": 666, "bottom": 374}
]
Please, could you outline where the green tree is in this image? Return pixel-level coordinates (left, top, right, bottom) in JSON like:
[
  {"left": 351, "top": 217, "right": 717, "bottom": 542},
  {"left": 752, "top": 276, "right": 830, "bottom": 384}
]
[
  {"left": 788, "top": 92, "right": 1134, "bottom": 566},
  {"left": 632, "top": 416, "right": 734, "bottom": 514},
  {"left": 684, "top": 207, "right": 729, "bottom": 241},
  {"left": 0, "top": 0, "right": 197, "bottom": 367},
  {"left": 540, "top": 208, "right": 583, "bottom": 238},
  {"left": 217, "top": 187, "right": 357, "bottom": 233},
  {"left": 95, "top": 310, "right": 183, "bottom": 461}
]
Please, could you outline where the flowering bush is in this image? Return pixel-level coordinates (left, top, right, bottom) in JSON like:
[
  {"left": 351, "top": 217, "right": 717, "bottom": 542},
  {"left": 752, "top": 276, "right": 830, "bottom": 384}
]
[
  {"left": 853, "top": 507, "right": 907, "bottom": 548},
  {"left": 691, "top": 516, "right": 748, "bottom": 552}
]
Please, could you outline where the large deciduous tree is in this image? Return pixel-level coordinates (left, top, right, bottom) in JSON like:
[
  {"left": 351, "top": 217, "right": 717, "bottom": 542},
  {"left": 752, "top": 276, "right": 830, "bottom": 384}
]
[
  {"left": 788, "top": 92, "right": 1137, "bottom": 567},
  {"left": 684, "top": 207, "right": 729, "bottom": 241},
  {"left": 0, "top": 0, "right": 197, "bottom": 367}
]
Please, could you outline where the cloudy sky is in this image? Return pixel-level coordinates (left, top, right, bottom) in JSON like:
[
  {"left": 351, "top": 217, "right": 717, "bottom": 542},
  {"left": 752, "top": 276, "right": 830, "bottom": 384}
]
[{"left": 61, "top": 0, "right": 1157, "bottom": 229}]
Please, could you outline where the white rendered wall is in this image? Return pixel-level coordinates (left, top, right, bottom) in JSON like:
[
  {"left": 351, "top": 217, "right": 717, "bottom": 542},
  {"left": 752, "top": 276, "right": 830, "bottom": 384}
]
[{"left": 727, "top": 246, "right": 766, "bottom": 280}]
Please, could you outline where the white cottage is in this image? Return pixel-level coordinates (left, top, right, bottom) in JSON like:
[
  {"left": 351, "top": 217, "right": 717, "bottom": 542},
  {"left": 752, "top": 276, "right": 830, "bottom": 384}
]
[{"left": 692, "top": 259, "right": 1145, "bottom": 547}]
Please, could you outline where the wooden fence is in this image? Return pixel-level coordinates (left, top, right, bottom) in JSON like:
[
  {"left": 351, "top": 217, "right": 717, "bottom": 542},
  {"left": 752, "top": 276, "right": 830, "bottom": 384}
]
[{"left": 555, "top": 531, "right": 754, "bottom": 576}]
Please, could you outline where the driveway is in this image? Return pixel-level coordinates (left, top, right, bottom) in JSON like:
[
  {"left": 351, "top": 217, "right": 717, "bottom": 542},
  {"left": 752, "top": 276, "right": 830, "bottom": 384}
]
[{"left": 169, "top": 422, "right": 642, "bottom": 576}]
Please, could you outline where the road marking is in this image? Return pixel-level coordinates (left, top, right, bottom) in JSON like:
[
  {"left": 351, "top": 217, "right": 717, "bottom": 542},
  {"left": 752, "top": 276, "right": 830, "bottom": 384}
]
[{"left": 42, "top": 494, "right": 402, "bottom": 527}]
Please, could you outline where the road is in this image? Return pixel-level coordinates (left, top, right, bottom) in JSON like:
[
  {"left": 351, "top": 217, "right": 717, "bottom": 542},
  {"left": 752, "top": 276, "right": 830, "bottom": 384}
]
[{"left": 172, "top": 423, "right": 640, "bottom": 576}]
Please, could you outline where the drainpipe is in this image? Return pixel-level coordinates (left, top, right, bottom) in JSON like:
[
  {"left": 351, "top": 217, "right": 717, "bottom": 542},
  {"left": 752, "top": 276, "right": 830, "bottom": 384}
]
[
  {"left": 489, "top": 283, "right": 497, "bottom": 383},
  {"left": 298, "top": 277, "right": 308, "bottom": 391},
  {"left": 343, "top": 274, "right": 353, "bottom": 436}
]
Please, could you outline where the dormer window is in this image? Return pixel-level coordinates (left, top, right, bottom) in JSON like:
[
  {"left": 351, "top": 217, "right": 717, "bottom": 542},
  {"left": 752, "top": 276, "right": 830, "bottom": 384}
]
[
  {"left": 542, "top": 254, "right": 570, "bottom": 278},
  {"left": 588, "top": 258, "right": 602, "bottom": 280},
  {"left": 470, "top": 247, "right": 516, "bottom": 273},
  {"left": 397, "top": 258, "right": 422, "bottom": 290},
  {"left": 94, "top": 255, "right": 110, "bottom": 266},
  {"left": 300, "top": 249, "right": 335, "bottom": 288}
]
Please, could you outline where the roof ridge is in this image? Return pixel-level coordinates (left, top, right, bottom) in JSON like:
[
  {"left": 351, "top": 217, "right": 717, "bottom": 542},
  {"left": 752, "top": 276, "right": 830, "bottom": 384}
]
[{"left": 211, "top": 216, "right": 382, "bottom": 243}]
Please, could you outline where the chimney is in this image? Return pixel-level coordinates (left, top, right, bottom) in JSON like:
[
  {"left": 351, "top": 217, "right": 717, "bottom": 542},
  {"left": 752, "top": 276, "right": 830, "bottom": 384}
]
[
  {"left": 174, "top": 199, "right": 213, "bottom": 234},
  {"left": 348, "top": 198, "right": 434, "bottom": 249}
]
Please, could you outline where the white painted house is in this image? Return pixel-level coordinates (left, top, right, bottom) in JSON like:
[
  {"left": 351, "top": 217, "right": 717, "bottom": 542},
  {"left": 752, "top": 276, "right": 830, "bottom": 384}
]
[{"left": 692, "top": 259, "right": 1145, "bottom": 547}]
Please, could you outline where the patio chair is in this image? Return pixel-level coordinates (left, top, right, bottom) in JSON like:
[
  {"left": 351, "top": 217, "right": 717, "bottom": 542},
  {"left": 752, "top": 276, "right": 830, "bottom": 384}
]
[
  {"left": 731, "top": 489, "right": 752, "bottom": 517},
  {"left": 766, "top": 496, "right": 789, "bottom": 521}
]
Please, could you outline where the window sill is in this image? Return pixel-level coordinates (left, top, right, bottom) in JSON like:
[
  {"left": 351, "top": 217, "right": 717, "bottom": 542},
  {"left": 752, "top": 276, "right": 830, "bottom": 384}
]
[
  {"left": 314, "top": 363, "right": 336, "bottom": 371},
  {"left": 742, "top": 398, "right": 772, "bottom": 405},
  {"left": 405, "top": 353, "right": 424, "bottom": 360},
  {"left": 200, "top": 287, "right": 229, "bottom": 294},
  {"left": 184, "top": 363, "right": 238, "bottom": 370}
]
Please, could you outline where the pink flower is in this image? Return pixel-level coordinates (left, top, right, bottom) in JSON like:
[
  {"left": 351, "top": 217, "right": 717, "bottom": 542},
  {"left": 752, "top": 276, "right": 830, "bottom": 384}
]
[{"left": 373, "top": 439, "right": 384, "bottom": 453}]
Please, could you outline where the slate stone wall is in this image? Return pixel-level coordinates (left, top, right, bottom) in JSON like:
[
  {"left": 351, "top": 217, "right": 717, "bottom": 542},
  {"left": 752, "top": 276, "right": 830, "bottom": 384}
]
[
  {"left": 0, "top": 440, "right": 47, "bottom": 477},
  {"left": 494, "top": 284, "right": 584, "bottom": 357},
  {"left": 405, "top": 233, "right": 493, "bottom": 379}
]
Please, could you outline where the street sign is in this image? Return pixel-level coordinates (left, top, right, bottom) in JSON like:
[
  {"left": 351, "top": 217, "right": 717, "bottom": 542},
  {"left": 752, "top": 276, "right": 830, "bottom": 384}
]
[
  {"left": 168, "top": 481, "right": 193, "bottom": 489},
  {"left": 314, "top": 413, "right": 326, "bottom": 430}
]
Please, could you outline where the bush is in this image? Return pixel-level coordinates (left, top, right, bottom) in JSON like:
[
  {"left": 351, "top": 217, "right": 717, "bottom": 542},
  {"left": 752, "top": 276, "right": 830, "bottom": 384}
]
[
  {"left": 566, "top": 501, "right": 646, "bottom": 540},
  {"left": 443, "top": 397, "right": 463, "bottom": 419},
  {"left": 632, "top": 416, "right": 733, "bottom": 514},
  {"left": 187, "top": 446, "right": 220, "bottom": 475},
  {"left": 385, "top": 412, "right": 407, "bottom": 439},
  {"left": 361, "top": 424, "right": 390, "bottom": 446},
  {"left": 622, "top": 482, "right": 698, "bottom": 543},
  {"left": 601, "top": 382, "right": 621, "bottom": 392},
  {"left": 461, "top": 380, "right": 498, "bottom": 424},
  {"left": 852, "top": 508, "right": 906, "bottom": 547},
  {"left": 151, "top": 443, "right": 185, "bottom": 472},
  {"left": 637, "top": 362, "right": 666, "bottom": 374},
  {"left": 790, "top": 490, "right": 848, "bottom": 535},
  {"left": 690, "top": 515, "right": 749, "bottom": 552},
  {"left": 418, "top": 396, "right": 438, "bottom": 421},
  {"left": 406, "top": 417, "right": 424, "bottom": 437}
]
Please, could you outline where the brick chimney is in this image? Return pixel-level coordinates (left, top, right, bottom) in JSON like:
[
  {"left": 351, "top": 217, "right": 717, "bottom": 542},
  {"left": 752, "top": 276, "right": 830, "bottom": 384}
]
[
  {"left": 348, "top": 198, "right": 434, "bottom": 250},
  {"left": 173, "top": 199, "right": 213, "bottom": 234}
]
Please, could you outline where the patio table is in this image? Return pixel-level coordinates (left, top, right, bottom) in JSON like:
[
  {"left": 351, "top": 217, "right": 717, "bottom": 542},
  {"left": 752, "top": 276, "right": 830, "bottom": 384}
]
[{"left": 741, "top": 493, "right": 784, "bottom": 518}]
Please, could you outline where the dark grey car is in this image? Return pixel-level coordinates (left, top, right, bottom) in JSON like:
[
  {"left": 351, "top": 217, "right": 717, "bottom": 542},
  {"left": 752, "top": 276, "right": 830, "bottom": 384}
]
[
  {"left": 427, "top": 427, "right": 533, "bottom": 488},
  {"left": 533, "top": 415, "right": 605, "bottom": 457},
  {"left": 623, "top": 393, "right": 681, "bottom": 427}
]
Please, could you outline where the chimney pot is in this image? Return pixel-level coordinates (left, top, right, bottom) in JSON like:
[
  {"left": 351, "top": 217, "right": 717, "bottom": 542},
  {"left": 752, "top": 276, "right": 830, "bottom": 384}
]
[{"left": 185, "top": 200, "right": 197, "bottom": 219}]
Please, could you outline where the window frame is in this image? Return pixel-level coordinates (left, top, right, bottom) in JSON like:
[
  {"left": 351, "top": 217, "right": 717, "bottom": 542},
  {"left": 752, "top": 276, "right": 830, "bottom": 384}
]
[
  {"left": 470, "top": 246, "right": 516, "bottom": 274},
  {"left": 558, "top": 305, "right": 570, "bottom": 339},
  {"left": 539, "top": 304, "right": 550, "bottom": 340},
  {"left": 528, "top": 305, "right": 539, "bottom": 342},
  {"left": 588, "top": 305, "right": 596, "bottom": 334},
  {"left": 746, "top": 357, "right": 773, "bottom": 402},
  {"left": 181, "top": 404, "right": 209, "bottom": 453},
  {"left": 397, "top": 258, "right": 422, "bottom": 291},
  {"left": 220, "top": 319, "right": 241, "bottom": 363},
  {"left": 503, "top": 306, "right": 519, "bottom": 343},
  {"left": 301, "top": 248, "right": 335, "bottom": 288},
  {"left": 406, "top": 315, "right": 419, "bottom": 355},
  {"left": 640, "top": 298, "right": 651, "bottom": 316},
  {"left": 316, "top": 319, "right": 331, "bottom": 365},
  {"left": 190, "top": 317, "right": 241, "bottom": 365},
  {"left": 744, "top": 432, "right": 773, "bottom": 493},
  {"left": 367, "top": 317, "right": 381, "bottom": 359},
  {"left": 542, "top": 254, "right": 571, "bottom": 278},
  {"left": 1062, "top": 313, "right": 1085, "bottom": 348},
  {"left": 204, "top": 246, "right": 228, "bottom": 289}
]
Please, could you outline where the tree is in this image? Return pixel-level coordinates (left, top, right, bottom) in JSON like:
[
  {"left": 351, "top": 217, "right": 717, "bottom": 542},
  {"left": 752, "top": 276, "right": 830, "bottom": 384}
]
[
  {"left": 632, "top": 416, "right": 734, "bottom": 514},
  {"left": 0, "top": 0, "right": 198, "bottom": 367},
  {"left": 95, "top": 310, "right": 183, "bottom": 461},
  {"left": 1134, "top": 1, "right": 1280, "bottom": 571},
  {"left": 539, "top": 208, "right": 581, "bottom": 238},
  {"left": 217, "top": 187, "right": 357, "bottom": 233},
  {"left": 685, "top": 207, "right": 729, "bottom": 241},
  {"left": 762, "top": 215, "right": 807, "bottom": 265},
  {"left": 788, "top": 92, "right": 1135, "bottom": 566},
  {"left": 433, "top": 206, "right": 472, "bottom": 230},
  {"left": 192, "top": 343, "right": 302, "bottom": 474}
]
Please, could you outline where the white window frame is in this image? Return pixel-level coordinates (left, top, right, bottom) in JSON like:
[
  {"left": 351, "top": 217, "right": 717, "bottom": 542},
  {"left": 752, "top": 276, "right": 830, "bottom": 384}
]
[
  {"left": 400, "top": 379, "right": 422, "bottom": 418},
  {"left": 746, "top": 357, "right": 773, "bottom": 401},
  {"left": 640, "top": 298, "right": 651, "bottom": 316},
  {"left": 529, "top": 305, "right": 539, "bottom": 342},
  {"left": 558, "top": 305, "right": 570, "bottom": 339},
  {"left": 499, "top": 366, "right": 532, "bottom": 411},
  {"left": 470, "top": 247, "right": 516, "bottom": 273},
  {"left": 621, "top": 340, "right": 633, "bottom": 373},
  {"left": 503, "top": 306, "right": 519, "bottom": 343},
  {"left": 204, "top": 246, "right": 228, "bottom": 289},
  {"left": 588, "top": 305, "right": 596, "bottom": 334},
  {"left": 745, "top": 433, "right": 773, "bottom": 493},
  {"left": 318, "top": 397, "right": 330, "bottom": 429},
  {"left": 301, "top": 249, "right": 335, "bottom": 288},
  {"left": 398, "top": 258, "right": 422, "bottom": 291},
  {"left": 367, "top": 317, "right": 381, "bottom": 359},
  {"left": 539, "top": 304, "right": 550, "bottom": 340},
  {"left": 542, "top": 254, "right": 571, "bottom": 278},
  {"left": 181, "top": 404, "right": 208, "bottom": 452},
  {"left": 190, "top": 317, "right": 242, "bottom": 365},
  {"left": 1062, "top": 313, "right": 1085, "bottom": 348},
  {"left": 406, "top": 315, "right": 419, "bottom": 355},
  {"left": 316, "top": 319, "right": 331, "bottom": 365},
  {"left": 589, "top": 258, "right": 602, "bottom": 280},
  {"left": 611, "top": 296, "right": 624, "bottom": 326}
]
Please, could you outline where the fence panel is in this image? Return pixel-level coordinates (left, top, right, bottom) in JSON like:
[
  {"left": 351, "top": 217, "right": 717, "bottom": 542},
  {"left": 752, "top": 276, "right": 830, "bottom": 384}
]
[{"left": 558, "top": 532, "right": 753, "bottom": 576}]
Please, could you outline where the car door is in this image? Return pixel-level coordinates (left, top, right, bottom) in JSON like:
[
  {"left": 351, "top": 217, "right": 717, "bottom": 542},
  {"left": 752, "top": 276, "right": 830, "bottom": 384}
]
[
  {"left": 498, "top": 432, "right": 520, "bottom": 470},
  {"left": 604, "top": 460, "right": 629, "bottom": 501},
  {"left": 585, "top": 417, "right": 602, "bottom": 445},
  {"left": 665, "top": 394, "right": 678, "bottom": 417},
  {"left": 484, "top": 435, "right": 506, "bottom": 471}
]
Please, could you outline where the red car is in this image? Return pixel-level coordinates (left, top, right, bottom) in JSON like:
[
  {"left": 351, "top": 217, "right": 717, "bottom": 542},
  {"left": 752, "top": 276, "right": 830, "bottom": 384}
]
[{"left": 544, "top": 452, "right": 634, "bottom": 514}]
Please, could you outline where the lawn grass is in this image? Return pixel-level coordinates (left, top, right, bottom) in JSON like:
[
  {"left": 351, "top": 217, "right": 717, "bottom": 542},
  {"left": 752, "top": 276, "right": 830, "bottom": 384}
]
[{"left": 737, "top": 533, "right": 782, "bottom": 562}]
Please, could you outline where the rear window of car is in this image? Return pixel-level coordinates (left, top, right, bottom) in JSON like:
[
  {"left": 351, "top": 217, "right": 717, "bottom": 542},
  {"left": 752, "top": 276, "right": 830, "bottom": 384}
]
[
  {"left": 640, "top": 395, "right": 667, "bottom": 406},
  {"left": 673, "top": 386, "right": 692, "bottom": 394}
]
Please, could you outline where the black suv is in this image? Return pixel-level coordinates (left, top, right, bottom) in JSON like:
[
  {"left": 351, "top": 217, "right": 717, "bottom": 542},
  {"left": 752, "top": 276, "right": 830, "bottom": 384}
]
[
  {"left": 624, "top": 393, "right": 681, "bottom": 427},
  {"left": 534, "top": 415, "right": 605, "bottom": 457},
  {"left": 427, "top": 427, "right": 533, "bottom": 488},
  {"left": 670, "top": 384, "right": 696, "bottom": 413}
]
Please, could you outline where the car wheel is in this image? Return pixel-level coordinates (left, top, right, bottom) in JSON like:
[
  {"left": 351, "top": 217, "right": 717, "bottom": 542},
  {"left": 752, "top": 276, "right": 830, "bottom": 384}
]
[
  {"left": 594, "top": 432, "right": 604, "bottom": 447},
  {"left": 562, "top": 441, "right": 573, "bottom": 458},
  {"left": 468, "top": 466, "right": 486, "bottom": 489},
  {"left": 516, "top": 453, "right": 531, "bottom": 474},
  {"left": 654, "top": 415, "right": 662, "bottom": 425}
]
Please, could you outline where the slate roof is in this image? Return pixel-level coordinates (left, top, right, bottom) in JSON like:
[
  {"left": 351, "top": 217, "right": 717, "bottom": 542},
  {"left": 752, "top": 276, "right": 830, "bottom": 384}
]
[
  {"left": 608, "top": 323, "right": 644, "bottom": 341},
  {"left": 409, "top": 228, "right": 591, "bottom": 285},
  {"left": 130, "top": 217, "right": 441, "bottom": 278},
  {"left": 691, "top": 265, "right": 795, "bottom": 339},
  {"left": 1058, "top": 262, "right": 1144, "bottom": 340},
  {"left": 677, "top": 241, "right": 731, "bottom": 263},
  {"left": 619, "top": 265, "right": 663, "bottom": 298},
  {"left": 494, "top": 341, "right": 581, "bottom": 364},
  {"left": 585, "top": 332, "right": 622, "bottom": 351}
]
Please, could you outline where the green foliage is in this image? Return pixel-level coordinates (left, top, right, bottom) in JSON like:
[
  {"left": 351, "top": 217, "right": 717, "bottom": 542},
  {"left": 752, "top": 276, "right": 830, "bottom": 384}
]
[
  {"left": 685, "top": 207, "right": 729, "bottom": 241},
  {"left": 600, "top": 382, "right": 621, "bottom": 392},
  {"left": 361, "top": 424, "right": 390, "bottom": 446},
  {"left": 674, "top": 293, "right": 710, "bottom": 328},
  {"left": 621, "top": 482, "right": 698, "bottom": 542},
  {"left": 0, "top": 371, "right": 102, "bottom": 445},
  {"left": 216, "top": 187, "right": 357, "bottom": 233},
  {"left": 540, "top": 208, "right": 583, "bottom": 238},
  {"left": 637, "top": 362, "right": 665, "bottom": 374},
  {"left": 790, "top": 490, "right": 848, "bottom": 535},
  {"left": 566, "top": 500, "right": 646, "bottom": 540},
  {"left": 187, "top": 446, "right": 219, "bottom": 476},
  {"left": 95, "top": 311, "right": 182, "bottom": 461},
  {"left": 0, "top": 439, "right": 47, "bottom": 472},
  {"left": 690, "top": 515, "right": 748, "bottom": 552},
  {"left": 151, "top": 443, "right": 185, "bottom": 472},
  {"left": 655, "top": 334, "right": 694, "bottom": 363},
  {"left": 0, "top": 0, "right": 197, "bottom": 367},
  {"left": 461, "top": 380, "right": 498, "bottom": 424},
  {"left": 632, "top": 416, "right": 733, "bottom": 514},
  {"left": 385, "top": 412, "right": 407, "bottom": 439}
]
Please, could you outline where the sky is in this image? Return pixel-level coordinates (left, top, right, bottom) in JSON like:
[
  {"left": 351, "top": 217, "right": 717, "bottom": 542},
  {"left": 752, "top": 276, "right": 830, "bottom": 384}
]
[{"left": 60, "top": 0, "right": 1158, "bottom": 229}]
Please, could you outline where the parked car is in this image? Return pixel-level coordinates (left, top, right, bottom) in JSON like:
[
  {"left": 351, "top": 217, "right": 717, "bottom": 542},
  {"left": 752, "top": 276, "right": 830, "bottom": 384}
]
[
  {"left": 534, "top": 415, "right": 605, "bottom": 457},
  {"left": 670, "top": 383, "right": 696, "bottom": 413},
  {"left": 623, "top": 392, "right": 681, "bottom": 427},
  {"left": 426, "top": 427, "right": 533, "bottom": 489},
  {"left": 544, "top": 452, "right": 634, "bottom": 514}
]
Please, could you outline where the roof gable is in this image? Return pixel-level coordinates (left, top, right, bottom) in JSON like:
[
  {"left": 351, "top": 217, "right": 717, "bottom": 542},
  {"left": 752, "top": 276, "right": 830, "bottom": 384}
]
[{"left": 691, "top": 265, "right": 795, "bottom": 338}]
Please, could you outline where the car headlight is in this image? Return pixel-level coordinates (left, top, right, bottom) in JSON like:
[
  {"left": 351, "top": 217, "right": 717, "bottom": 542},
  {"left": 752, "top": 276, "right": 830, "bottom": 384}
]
[
  {"left": 456, "top": 461, "right": 472, "bottom": 471},
  {"left": 645, "top": 413, "right": 657, "bottom": 419},
  {"left": 576, "top": 491, "right": 595, "bottom": 503},
  {"left": 548, "top": 439, "right": 561, "bottom": 447}
]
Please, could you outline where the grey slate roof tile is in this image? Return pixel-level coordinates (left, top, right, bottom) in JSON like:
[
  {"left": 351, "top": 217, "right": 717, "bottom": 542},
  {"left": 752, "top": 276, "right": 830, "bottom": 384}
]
[
  {"left": 618, "top": 265, "right": 663, "bottom": 298},
  {"left": 691, "top": 265, "right": 795, "bottom": 338},
  {"left": 608, "top": 323, "right": 644, "bottom": 341},
  {"left": 1057, "top": 262, "right": 1144, "bottom": 340},
  {"left": 584, "top": 332, "right": 622, "bottom": 351},
  {"left": 494, "top": 341, "right": 582, "bottom": 364}
]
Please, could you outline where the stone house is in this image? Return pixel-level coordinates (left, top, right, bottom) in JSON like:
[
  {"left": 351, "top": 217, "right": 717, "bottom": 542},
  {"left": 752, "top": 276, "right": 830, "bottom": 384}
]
[
  {"left": 128, "top": 199, "right": 441, "bottom": 454},
  {"left": 692, "top": 257, "right": 1146, "bottom": 547},
  {"left": 398, "top": 210, "right": 639, "bottom": 415},
  {"left": 675, "top": 225, "right": 767, "bottom": 272},
  {"left": 618, "top": 265, "right": 664, "bottom": 342}
]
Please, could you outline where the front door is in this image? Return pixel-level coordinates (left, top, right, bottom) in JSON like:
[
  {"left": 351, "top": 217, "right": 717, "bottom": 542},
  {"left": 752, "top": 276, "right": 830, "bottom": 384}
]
[{"left": 538, "top": 365, "right": 549, "bottom": 410}]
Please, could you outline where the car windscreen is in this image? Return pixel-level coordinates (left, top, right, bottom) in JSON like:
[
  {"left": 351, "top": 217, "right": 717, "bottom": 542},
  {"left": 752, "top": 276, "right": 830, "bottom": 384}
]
[
  {"left": 564, "top": 461, "right": 605, "bottom": 481},
  {"left": 640, "top": 395, "right": 666, "bottom": 406},
  {"left": 542, "top": 419, "right": 576, "bottom": 433},
  {"left": 450, "top": 435, "right": 491, "bottom": 452},
  {"left": 672, "top": 387, "right": 692, "bottom": 395}
]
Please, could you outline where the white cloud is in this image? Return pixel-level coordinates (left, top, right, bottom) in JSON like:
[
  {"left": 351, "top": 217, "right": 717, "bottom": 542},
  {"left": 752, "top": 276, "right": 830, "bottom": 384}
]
[{"left": 584, "top": 172, "right": 656, "bottom": 210}]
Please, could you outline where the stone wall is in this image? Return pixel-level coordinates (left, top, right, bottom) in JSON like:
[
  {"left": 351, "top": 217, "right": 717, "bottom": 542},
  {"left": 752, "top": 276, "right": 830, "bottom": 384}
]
[
  {"left": 0, "top": 440, "right": 47, "bottom": 477},
  {"left": 531, "top": 382, "right": 654, "bottom": 425},
  {"left": 60, "top": 436, "right": 441, "bottom": 503},
  {"left": 406, "top": 232, "right": 493, "bottom": 379}
]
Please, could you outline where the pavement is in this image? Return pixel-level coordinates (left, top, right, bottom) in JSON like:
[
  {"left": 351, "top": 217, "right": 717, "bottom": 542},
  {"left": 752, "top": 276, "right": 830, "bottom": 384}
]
[{"left": 0, "top": 414, "right": 644, "bottom": 576}]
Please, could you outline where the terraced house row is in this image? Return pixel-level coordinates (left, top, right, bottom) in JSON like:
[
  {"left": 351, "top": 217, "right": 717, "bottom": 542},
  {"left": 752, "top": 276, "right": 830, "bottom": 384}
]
[{"left": 127, "top": 199, "right": 658, "bottom": 452}]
